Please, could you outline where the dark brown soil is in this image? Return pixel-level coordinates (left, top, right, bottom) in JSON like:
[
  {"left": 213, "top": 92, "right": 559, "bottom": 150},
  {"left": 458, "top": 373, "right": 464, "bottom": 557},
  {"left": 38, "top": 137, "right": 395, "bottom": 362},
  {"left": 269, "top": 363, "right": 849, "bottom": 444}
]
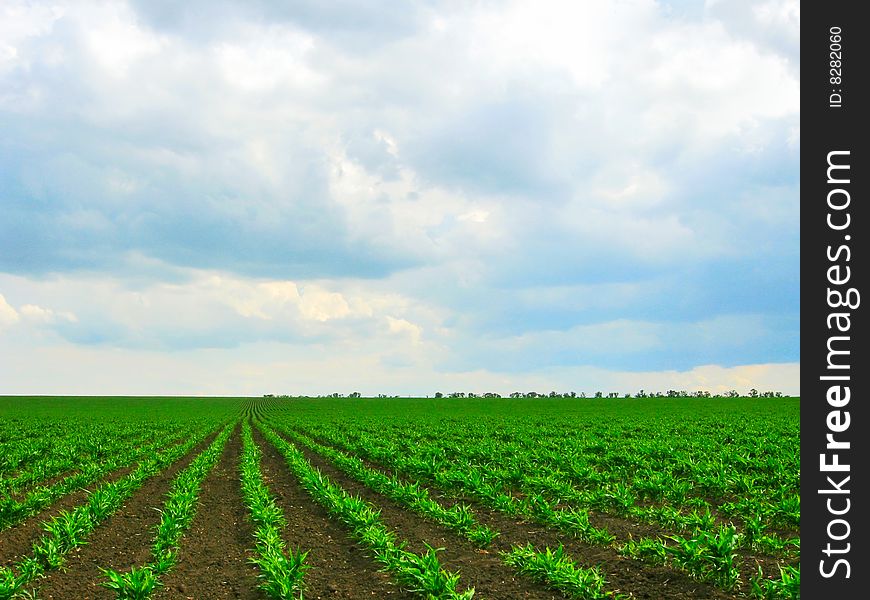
[
  {"left": 31, "top": 432, "right": 218, "bottom": 599},
  {"left": 1, "top": 434, "right": 206, "bottom": 566},
  {"left": 294, "top": 430, "right": 747, "bottom": 600},
  {"left": 0, "top": 466, "right": 134, "bottom": 568},
  {"left": 483, "top": 512, "right": 732, "bottom": 600},
  {"left": 278, "top": 431, "right": 567, "bottom": 600},
  {"left": 155, "top": 426, "right": 264, "bottom": 600},
  {"left": 590, "top": 510, "right": 798, "bottom": 584},
  {"left": 2, "top": 420, "right": 793, "bottom": 600},
  {"left": 253, "top": 425, "right": 414, "bottom": 600}
]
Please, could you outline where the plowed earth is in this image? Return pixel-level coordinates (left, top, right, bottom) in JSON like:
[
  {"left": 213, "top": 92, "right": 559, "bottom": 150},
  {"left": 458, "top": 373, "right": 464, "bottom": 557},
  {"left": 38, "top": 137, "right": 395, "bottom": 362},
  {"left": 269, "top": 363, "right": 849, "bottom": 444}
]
[
  {"left": 32, "top": 432, "right": 220, "bottom": 599},
  {"left": 0, "top": 423, "right": 787, "bottom": 600},
  {"left": 293, "top": 431, "right": 767, "bottom": 600}
]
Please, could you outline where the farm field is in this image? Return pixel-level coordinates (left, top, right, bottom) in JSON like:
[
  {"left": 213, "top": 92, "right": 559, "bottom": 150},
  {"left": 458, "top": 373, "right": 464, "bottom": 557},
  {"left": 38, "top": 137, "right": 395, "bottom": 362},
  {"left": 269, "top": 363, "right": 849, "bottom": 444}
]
[{"left": 0, "top": 396, "right": 799, "bottom": 599}]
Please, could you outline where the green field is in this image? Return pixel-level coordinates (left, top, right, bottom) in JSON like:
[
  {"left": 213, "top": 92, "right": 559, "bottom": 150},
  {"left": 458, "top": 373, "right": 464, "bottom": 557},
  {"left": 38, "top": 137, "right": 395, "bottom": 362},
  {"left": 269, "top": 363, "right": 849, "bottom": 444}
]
[{"left": 0, "top": 396, "right": 799, "bottom": 599}]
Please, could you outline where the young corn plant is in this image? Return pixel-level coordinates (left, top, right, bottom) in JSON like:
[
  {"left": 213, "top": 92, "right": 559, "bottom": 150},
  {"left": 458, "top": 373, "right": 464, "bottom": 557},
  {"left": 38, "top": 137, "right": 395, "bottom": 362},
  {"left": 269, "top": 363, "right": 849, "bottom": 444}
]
[
  {"left": 394, "top": 543, "right": 465, "bottom": 598},
  {"left": 774, "top": 495, "right": 801, "bottom": 528},
  {"left": 0, "top": 567, "right": 22, "bottom": 600},
  {"left": 749, "top": 565, "right": 800, "bottom": 600},
  {"left": 272, "top": 425, "right": 499, "bottom": 549},
  {"left": 257, "top": 421, "right": 474, "bottom": 600},
  {"left": 240, "top": 420, "right": 308, "bottom": 599},
  {"left": 0, "top": 425, "right": 216, "bottom": 597},
  {"left": 44, "top": 510, "right": 90, "bottom": 553},
  {"left": 665, "top": 525, "right": 742, "bottom": 590},
  {"left": 100, "top": 422, "right": 235, "bottom": 598},
  {"left": 740, "top": 513, "right": 798, "bottom": 554},
  {"left": 101, "top": 566, "right": 161, "bottom": 599},
  {"left": 617, "top": 537, "right": 668, "bottom": 564},
  {"left": 502, "top": 544, "right": 623, "bottom": 599}
]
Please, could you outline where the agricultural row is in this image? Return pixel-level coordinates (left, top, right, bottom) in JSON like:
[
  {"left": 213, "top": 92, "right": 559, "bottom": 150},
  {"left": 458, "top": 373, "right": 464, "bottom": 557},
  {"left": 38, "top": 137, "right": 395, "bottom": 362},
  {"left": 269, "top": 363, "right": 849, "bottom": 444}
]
[{"left": 0, "top": 396, "right": 799, "bottom": 599}]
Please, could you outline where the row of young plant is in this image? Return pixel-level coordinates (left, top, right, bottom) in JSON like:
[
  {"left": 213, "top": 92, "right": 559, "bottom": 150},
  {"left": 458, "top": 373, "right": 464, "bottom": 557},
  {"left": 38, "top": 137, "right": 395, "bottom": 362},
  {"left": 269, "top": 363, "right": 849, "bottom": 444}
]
[
  {"left": 502, "top": 544, "right": 617, "bottom": 600},
  {"left": 0, "top": 422, "right": 223, "bottom": 600},
  {"left": 620, "top": 529, "right": 799, "bottom": 599},
  {"left": 327, "top": 417, "right": 799, "bottom": 534},
  {"left": 270, "top": 424, "right": 498, "bottom": 546},
  {"left": 267, "top": 421, "right": 624, "bottom": 600},
  {"left": 286, "top": 420, "right": 797, "bottom": 597},
  {"left": 351, "top": 414, "right": 796, "bottom": 506},
  {"left": 0, "top": 428, "right": 193, "bottom": 531},
  {"left": 491, "top": 420, "right": 800, "bottom": 530},
  {"left": 476, "top": 457, "right": 795, "bottom": 556},
  {"left": 299, "top": 419, "right": 798, "bottom": 555},
  {"left": 0, "top": 420, "right": 105, "bottom": 476},
  {"left": 286, "top": 423, "right": 626, "bottom": 544},
  {"left": 238, "top": 419, "right": 308, "bottom": 599},
  {"left": 0, "top": 426, "right": 161, "bottom": 499},
  {"left": 100, "top": 421, "right": 236, "bottom": 598},
  {"left": 255, "top": 420, "right": 476, "bottom": 599},
  {"left": 0, "top": 420, "right": 189, "bottom": 498}
]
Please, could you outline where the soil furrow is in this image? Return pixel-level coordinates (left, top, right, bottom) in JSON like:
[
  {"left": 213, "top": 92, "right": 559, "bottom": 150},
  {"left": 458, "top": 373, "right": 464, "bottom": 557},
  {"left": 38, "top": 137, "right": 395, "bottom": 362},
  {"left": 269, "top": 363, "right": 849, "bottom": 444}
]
[
  {"left": 155, "top": 427, "right": 263, "bottom": 600},
  {"left": 253, "top": 426, "right": 413, "bottom": 600},
  {"left": 304, "top": 430, "right": 800, "bottom": 543},
  {"left": 1, "top": 465, "right": 134, "bottom": 567},
  {"left": 278, "top": 430, "right": 565, "bottom": 600},
  {"left": 464, "top": 496, "right": 737, "bottom": 600},
  {"left": 30, "top": 430, "right": 219, "bottom": 600},
  {"left": 1, "top": 433, "right": 206, "bottom": 562}
]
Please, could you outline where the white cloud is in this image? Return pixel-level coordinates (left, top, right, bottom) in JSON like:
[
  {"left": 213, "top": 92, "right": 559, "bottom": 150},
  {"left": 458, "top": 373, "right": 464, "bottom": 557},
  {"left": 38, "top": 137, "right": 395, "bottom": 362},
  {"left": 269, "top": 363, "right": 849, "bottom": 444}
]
[
  {"left": 641, "top": 21, "right": 798, "bottom": 139},
  {"left": 80, "top": 1, "right": 167, "bottom": 78},
  {"left": 469, "top": 0, "right": 659, "bottom": 90},
  {"left": 0, "top": 293, "right": 77, "bottom": 330},
  {"left": 386, "top": 316, "right": 423, "bottom": 345},
  {"left": 753, "top": 0, "right": 800, "bottom": 31},
  {"left": 457, "top": 209, "right": 490, "bottom": 223},
  {"left": 326, "top": 145, "right": 506, "bottom": 261},
  {"left": 0, "top": 0, "right": 799, "bottom": 393},
  {"left": 610, "top": 362, "right": 800, "bottom": 395},
  {"left": 0, "top": 293, "right": 19, "bottom": 328},
  {"left": 297, "top": 286, "right": 351, "bottom": 322},
  {"left": 214, "top": 25, "right": 321, "bottom": 92},
  {"left": 0, "top": 332, "right": 800, "bottom": 396},
  {"left": 19, "top": 303, "right": 77, "bottom": 324},
  {"left": 0, "top": 1, "right": 64, "bottom": 73},
  {"left": 0, "top": 270, "right": 440, "bottom": 352}
]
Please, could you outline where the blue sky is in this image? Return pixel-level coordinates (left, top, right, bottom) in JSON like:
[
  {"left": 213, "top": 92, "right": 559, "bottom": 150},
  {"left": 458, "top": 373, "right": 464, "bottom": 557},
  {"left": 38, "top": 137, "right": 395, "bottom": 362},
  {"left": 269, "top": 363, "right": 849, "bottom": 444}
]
[{"left": 0, "top": 0, "right": 799, "bottom": 395}]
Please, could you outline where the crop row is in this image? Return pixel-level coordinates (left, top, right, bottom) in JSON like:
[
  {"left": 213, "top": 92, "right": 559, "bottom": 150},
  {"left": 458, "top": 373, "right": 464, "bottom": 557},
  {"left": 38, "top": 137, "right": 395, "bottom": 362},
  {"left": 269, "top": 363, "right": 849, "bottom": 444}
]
[
  {"left": 100, "top": 421, "right": 236, "bottom": 598},
  {"left": 0, "top": 420, "right": 217, "bottom": 488},
  {"left": 1, "top": 428, "right": 192, "bottom": 532},
  {"left": 0, "top": 421, "right": 190, "bottom": 496},
  {"left": 267, "top": 420, "right": 622, "bottom": 599},
  {"left": 0, "top": 422, "right": 220, "bottom": 599},
  {"left": 0, "top": 396, "right": 800, "bottom": 600},
  {"left": 279, "top": 419, "right": 798, "bottom": 596},
  {"left": 239, "top": 419, "right": 308, "bottom": 599},
  {"left": 256, "top": 420, "right": 476, "bottom": 599},
  {"left": 305, "top": 417, "right": 799, "bottom": 534},
  {"left": 288, "top": 415, "right": 798, "bottom": 545}
]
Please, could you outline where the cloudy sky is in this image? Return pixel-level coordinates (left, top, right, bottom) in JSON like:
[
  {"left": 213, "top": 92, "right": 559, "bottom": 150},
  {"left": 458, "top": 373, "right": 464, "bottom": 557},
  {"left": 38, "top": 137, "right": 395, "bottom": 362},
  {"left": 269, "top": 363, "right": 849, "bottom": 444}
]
[{"left": 0, "top": 0, "right": 799, "bottom": 396}]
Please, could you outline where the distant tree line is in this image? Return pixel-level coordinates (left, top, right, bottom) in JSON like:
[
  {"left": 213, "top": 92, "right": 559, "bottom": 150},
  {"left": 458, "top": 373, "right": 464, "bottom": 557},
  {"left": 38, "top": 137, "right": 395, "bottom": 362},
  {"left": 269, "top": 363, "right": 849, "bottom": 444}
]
[
  {"left": 430, "top": 388, "right": 784, "bottom": 399},
  {"left": 265, "top": 388, "right": 786, "bottom": 399}
]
